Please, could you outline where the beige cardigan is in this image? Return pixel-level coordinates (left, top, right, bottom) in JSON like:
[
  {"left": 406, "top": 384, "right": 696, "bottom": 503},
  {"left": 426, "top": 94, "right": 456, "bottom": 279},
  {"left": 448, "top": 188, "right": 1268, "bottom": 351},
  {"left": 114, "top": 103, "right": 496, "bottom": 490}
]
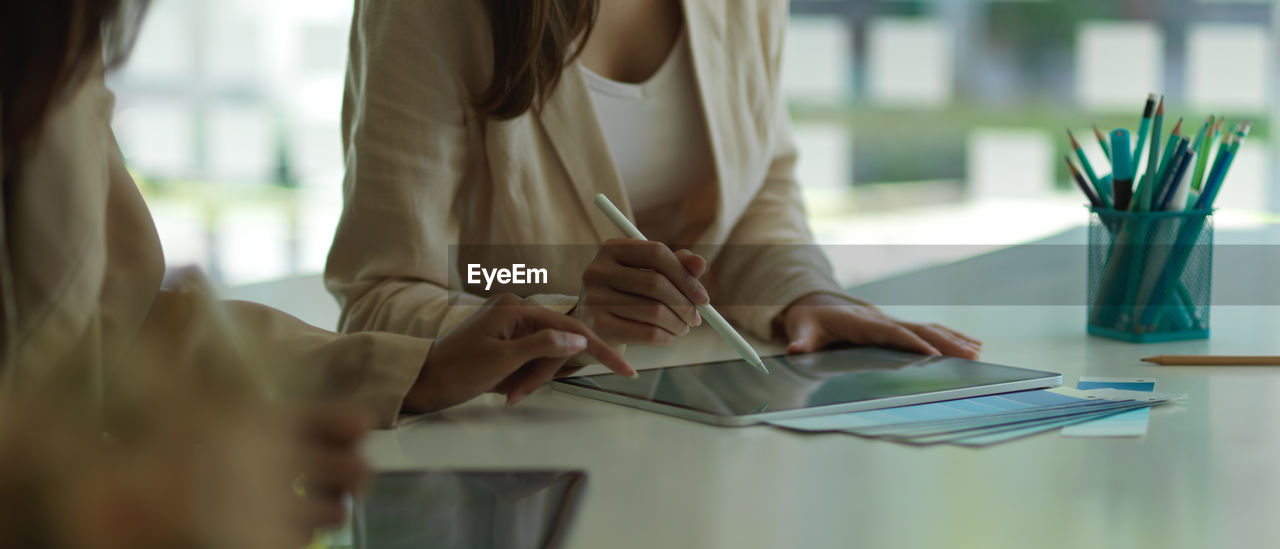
[
  {"left": 327, "top": 0, "right": 845, "bottom": 343},
  {"left": 0, "top": 70, "right": 429, "bottom": 428}
]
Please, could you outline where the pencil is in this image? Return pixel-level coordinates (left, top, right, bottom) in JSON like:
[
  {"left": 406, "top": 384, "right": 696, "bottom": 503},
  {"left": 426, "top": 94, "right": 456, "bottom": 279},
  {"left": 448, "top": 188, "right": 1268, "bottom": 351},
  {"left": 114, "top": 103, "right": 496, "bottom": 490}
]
[
  {"left": 1153, "top": 138, "right": 1191, "bottom": 210},
  {"left": 1133, "top": 96, "right": 1164, "bottom": 211},
  {"left": 1067, "top": 129, "right": 1102, "bottom": 189},
  {"left": 1092, "top": 124, "right": 1111, "bottom": 162},
  {"left": 1131, "top": 93, "right": 1156, "bottom": 175},
  {"left": 1195, "top": 133, "right": 1236, "bottom": 210},
  {"left": 592, "top": 193, "right": 769, "bottom": 375},
  {"left": 1156, "top": 145, "right": 1194, "bottom": 211},
  {"left": 1229, "top": 120, "right": 1251, "bottom": 154},
  {"left": 1190, "top": 115, "right": 1215, "bottom": 192},
  {"left": 1065, "top": 155, "right": 1103, "bottom": 208},
  {"left": 1142, "top": 355, "right": 1280, "bottom": 366}
]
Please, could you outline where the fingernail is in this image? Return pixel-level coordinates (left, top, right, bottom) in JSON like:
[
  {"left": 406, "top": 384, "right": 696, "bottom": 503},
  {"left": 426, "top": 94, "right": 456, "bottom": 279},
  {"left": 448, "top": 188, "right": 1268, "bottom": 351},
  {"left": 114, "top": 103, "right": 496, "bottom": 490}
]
[
  {"left": 563, "top": 333, "right": 588, "bottom": 351},
  {"left": 681, "top": 324, "right": 690, "bottom": 335},
  {"left": 694, "top": 286, "right": 710, "bottom": 305},
  {"left": 628, "top": 371, "right": 640, "bottom": 379},
  {"left": 507, "top": 393, "right": 525, "bottom": 406},
  {"left": 694, "top": 311, "right": 702, "bottom": 326}
]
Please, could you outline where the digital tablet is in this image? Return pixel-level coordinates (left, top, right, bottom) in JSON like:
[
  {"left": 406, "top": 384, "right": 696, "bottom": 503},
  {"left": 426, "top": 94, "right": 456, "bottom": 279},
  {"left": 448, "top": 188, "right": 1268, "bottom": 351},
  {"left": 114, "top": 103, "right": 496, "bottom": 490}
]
[
  {"left": 552, "top": 347, "right": 1061, "bottom": 426},
  {"left": 353, "top": 470, "right": 586, "bottom": 549}
]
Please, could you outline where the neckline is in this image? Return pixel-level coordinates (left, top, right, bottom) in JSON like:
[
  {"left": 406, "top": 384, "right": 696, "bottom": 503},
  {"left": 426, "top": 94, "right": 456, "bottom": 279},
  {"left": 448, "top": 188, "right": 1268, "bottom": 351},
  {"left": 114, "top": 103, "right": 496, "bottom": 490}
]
[{"left": 580, "top": 28, "right": 687, "bottom": 100}]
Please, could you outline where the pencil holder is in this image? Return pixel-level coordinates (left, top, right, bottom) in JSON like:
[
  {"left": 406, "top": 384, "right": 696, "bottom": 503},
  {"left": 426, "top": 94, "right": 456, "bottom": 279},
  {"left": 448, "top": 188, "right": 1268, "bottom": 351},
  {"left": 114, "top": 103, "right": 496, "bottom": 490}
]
[{"left": 1087, "top": 208, "right": 1213, "bottom": 342}]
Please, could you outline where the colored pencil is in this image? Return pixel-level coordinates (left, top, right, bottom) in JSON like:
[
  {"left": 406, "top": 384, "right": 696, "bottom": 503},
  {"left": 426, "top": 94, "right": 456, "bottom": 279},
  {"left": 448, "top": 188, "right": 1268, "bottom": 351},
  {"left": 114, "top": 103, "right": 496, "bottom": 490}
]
[
  {"left": 1132, "top": 94, "right": 1156, "bottom": 173},
  {"left": 1190, "top": 115, "right": 1215, "bottom": 192},
  {"left": 1142, "top": 355, "right": 1280, "bottom": 366},
  {"left": 1132, "top": 96, "right": 1165, "bottom": 211},
  {"left": 1068, "top": 129, "right": 1102, "bottom": 189},
  {"left": 1156, "top": 145, "right": 1194, "bottom": 211},
  {"left": 1092, "top": 124, "right": 1112, "bottom": 162},
  {"left": 1065, "top": 155, "right": 1103, "bottom": 208},
  {"left": 1153, "top": 138, "right": 1191, "bottom": 210},
  {"left": 1195, "top": 133, "right": 1238, "bottom": 210},
  {"left": 1229, "top": 120, "right": 1251, "bottom": 154}
]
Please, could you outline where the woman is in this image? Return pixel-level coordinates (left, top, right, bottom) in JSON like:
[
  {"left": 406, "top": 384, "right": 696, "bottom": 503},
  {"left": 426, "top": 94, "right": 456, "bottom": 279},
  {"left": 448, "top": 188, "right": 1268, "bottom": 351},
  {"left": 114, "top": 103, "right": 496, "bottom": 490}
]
[
  {"left": 328, "top": 0, "right": 982, "bottom": 360},
  {"left": 1, "top": 0, "right": 633, "bottom": 543},
  {"left": 0, "top": 0, "right": 633, "bottom": 421}
]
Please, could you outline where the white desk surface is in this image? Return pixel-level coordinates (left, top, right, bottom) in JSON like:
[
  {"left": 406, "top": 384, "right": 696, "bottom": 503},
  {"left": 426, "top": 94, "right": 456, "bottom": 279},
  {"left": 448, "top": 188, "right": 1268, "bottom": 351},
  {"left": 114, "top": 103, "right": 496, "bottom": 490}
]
[{"left": 223, "top": 230, "right": 1280, "bottom": 549}]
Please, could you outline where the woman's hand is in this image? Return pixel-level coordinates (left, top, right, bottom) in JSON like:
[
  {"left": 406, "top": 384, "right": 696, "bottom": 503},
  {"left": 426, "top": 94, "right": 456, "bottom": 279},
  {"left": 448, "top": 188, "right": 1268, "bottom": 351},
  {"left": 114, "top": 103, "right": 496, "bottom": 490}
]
[
  {"left": 572, "top": 239, "right": 709, "bottom": 346},
  {"left": 408, "top": 294, "right": 635, "bottom": 412},
  {"left": 778, "top": 294, "right": 982, "bottom": 359},
  {"left": 290, "top": 404, "right": 371, "bottom": 532}
]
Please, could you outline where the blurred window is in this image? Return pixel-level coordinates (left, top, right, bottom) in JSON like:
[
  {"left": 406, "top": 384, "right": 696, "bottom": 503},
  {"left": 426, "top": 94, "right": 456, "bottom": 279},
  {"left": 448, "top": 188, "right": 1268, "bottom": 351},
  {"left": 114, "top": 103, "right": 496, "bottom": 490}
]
[{"left": 109, "top": 0, "right": 1278, "bottom": 287}]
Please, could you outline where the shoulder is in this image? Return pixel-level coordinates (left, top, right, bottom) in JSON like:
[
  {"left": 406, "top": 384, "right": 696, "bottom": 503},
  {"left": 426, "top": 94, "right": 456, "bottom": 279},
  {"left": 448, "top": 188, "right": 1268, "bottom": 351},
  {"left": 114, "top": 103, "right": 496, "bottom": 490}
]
[
  {"left": 711, "top": 0, "right": 788, "bottom": 64},
  {"left": 348, "top": 0, "right": 493, "bottom": 93},
  {"left": 719, "top": 0, "right": 788, "bottom": 42}
]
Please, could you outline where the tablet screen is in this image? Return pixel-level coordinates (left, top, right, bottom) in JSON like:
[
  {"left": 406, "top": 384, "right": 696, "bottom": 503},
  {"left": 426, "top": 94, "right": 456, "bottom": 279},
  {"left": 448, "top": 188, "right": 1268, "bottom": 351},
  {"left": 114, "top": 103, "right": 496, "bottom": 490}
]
[
  {"left": 555, "top": 347, "right": 1058, "bottom": 417},
  {"left": 353, "top": 470, "right": 586, "bottom": 549}
]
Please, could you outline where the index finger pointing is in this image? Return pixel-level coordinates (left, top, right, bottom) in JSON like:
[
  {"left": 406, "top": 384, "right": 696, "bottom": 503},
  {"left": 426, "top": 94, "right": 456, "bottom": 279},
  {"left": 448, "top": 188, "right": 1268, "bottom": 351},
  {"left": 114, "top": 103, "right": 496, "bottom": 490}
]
[
  {"left": 579, "top": 329, "right": 634, "bottom": 378},
  {"left": 514, "top": 306, "right": 637, "bottom": 378}
]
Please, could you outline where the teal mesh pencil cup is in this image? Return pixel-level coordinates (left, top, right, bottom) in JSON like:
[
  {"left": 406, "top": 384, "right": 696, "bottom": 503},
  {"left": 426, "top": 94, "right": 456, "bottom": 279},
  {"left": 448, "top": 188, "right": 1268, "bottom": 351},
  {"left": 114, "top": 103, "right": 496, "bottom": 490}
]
[{"left": 1087, "top": 208, "right": 1213, "bottom": 342}]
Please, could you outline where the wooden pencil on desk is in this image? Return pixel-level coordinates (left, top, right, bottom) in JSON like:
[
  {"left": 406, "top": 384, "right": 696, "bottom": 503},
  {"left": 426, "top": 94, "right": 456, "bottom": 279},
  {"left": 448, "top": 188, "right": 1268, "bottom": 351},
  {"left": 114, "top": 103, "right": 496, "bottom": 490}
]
[{"left": 1142, "top": 355, "right": 1280, "bottom": 366}]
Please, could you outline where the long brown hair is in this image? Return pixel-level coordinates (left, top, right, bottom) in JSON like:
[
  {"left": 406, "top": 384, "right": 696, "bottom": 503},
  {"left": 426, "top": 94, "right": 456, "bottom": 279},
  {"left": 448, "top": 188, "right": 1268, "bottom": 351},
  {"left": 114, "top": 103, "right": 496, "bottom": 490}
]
[
  {"left": 0, "top": 0, "right": 149, "bottom": 178},
  {"left": 476, "top": 0, "right": 599, "bottom": 120}
]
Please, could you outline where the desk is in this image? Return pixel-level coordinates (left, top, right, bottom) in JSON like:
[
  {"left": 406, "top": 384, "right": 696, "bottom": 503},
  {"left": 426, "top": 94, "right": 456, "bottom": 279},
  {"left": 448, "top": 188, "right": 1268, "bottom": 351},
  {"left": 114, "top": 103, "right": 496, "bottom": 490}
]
[{"left": 226, "top": 228, "right": 1280, "bottom": 549}]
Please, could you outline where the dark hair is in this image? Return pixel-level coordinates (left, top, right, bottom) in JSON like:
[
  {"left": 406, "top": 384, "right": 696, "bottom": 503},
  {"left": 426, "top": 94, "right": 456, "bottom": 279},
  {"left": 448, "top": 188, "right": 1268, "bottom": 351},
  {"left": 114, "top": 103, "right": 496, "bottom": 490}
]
[
  {"left": 476, "top": 0, "right": 599, "bottom": 120},
  {"left": 1, "top": 0, "right": 149, "bottom": 178}
]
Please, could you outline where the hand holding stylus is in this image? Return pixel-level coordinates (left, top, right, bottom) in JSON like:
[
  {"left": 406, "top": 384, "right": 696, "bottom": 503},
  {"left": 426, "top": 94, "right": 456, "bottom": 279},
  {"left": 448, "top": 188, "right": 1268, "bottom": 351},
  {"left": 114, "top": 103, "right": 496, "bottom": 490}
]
[
  {"left": 573, "top": 240, "right": 709, "bottom": 346},
  {"left": 589, "top": 194, "right": 769, "bottom": 374}
]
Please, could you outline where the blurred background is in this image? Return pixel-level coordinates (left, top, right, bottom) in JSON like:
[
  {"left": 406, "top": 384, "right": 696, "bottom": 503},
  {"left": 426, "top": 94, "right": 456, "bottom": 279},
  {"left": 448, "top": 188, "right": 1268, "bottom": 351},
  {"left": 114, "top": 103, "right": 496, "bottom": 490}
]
[{"left": 110, "top": 0, "right": 1279, "bottom": 291}]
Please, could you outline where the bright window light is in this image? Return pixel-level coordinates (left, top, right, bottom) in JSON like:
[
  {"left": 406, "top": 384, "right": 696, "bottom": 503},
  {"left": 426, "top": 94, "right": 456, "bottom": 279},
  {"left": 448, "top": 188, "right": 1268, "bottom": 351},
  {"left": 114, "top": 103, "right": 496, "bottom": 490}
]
[
  {"left": 209, "top": 105, "right": 276, "bottom": 183},
  {"left": 1211, "top": 140, "right": 1268, "bottom": 212},
  {"left": 966, "top": 128, "right": 1055, "bottom": 199},
  {"left": 867, "top": 18, "right": 954, "bottom": 107},
  {"left": 783, "top": 16, "right": 853, "bottom": 101},
  {"left": 794, "top": 124, "right": 852, "bottom": 189},
  {"left": 1076, "top": 22, "right": 1164, "bottom": 110},
  {"left": 1187, "top": 23, "right": 1268, "bottom": 112},
  {"left": 112, "top": 102, "right": 195, "bottom": 179}
]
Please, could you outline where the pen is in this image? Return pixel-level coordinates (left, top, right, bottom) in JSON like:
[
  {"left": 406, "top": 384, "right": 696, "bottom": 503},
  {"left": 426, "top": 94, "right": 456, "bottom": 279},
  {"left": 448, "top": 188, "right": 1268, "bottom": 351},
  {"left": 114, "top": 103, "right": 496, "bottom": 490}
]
[
  {"left": 1109, "top": 129, "right": 1133, "bottom": 210},
  {"left": 592, "top": 193, "right": 770, "bottom": 375}
]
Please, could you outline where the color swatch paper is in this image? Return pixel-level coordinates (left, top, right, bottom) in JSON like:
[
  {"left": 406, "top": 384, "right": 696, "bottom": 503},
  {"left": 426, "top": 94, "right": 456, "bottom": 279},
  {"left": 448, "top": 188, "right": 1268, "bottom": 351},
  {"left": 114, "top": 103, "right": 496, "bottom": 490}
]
[
  {"left": 1061, "top": 377, "right": 1156, "bottom": 437},
  {"left": 768, "top": 385, "right": 1182, "bottom": 447}
]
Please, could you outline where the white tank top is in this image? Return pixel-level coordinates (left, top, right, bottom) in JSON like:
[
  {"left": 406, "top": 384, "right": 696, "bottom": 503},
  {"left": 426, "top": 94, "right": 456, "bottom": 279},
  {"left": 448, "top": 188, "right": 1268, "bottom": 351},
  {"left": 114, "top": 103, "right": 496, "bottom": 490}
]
[{"left": 581, "top": 30, "right": 715, "bottom": 227}]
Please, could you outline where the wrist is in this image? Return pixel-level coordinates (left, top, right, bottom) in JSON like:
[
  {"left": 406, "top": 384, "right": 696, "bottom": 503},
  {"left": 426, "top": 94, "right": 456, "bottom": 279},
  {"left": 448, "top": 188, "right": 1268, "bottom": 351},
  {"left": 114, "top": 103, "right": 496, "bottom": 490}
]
[{"left": 403, "top": 352, "right": 450, "bottom": 414}]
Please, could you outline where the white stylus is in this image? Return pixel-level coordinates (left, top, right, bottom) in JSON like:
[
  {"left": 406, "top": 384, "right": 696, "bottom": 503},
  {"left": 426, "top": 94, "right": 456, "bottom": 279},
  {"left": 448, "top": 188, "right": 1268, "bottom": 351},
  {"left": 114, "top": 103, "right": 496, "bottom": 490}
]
[{"left": 592, "top": 194, "right": 769, "bottom": 375}]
